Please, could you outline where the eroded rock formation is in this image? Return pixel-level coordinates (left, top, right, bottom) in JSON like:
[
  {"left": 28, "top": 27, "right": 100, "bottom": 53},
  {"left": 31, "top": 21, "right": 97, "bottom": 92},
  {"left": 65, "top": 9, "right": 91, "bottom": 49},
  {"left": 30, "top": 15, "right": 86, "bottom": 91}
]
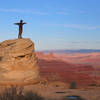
[{"left": 0, "top": 38, "right": 39, "bottom": 86}]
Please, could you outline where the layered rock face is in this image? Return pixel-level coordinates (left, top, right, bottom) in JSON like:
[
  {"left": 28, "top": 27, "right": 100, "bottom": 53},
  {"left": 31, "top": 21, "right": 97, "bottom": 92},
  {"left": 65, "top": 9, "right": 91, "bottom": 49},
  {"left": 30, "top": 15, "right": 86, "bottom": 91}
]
[{"left": 0, "top": 38, "right": 39, "bottom": 86}]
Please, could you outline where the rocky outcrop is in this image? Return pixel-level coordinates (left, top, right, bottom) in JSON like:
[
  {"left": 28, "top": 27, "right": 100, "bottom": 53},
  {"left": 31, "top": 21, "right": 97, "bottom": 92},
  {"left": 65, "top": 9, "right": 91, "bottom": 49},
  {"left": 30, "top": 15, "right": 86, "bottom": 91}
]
[{"left": 0, "top": 38, "right": 39, "bottom": 86}]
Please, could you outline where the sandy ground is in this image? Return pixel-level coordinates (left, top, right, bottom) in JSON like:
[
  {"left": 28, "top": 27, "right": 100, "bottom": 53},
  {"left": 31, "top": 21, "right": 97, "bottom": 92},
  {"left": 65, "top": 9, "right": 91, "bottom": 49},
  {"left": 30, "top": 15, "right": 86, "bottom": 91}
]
[
  {"left": 23, "top": 83, "right": 100, "bottom": 100},
  {"left": 0, "top": 81, "right": 100, "bottom": 100}
]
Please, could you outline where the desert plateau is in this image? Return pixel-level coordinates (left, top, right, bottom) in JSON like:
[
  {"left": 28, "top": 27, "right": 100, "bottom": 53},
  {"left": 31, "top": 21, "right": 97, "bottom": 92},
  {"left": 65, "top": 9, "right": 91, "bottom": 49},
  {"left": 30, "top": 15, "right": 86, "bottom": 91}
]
[{"left": 0, "top": 0, "right": 100, "bottom": 99}]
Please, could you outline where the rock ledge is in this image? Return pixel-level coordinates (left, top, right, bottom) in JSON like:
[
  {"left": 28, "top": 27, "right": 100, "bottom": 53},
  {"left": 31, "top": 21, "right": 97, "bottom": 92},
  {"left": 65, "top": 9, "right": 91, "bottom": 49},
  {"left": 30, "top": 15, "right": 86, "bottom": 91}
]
[{"left": 0, "top": 38, "right": 39, "bottom": 86}]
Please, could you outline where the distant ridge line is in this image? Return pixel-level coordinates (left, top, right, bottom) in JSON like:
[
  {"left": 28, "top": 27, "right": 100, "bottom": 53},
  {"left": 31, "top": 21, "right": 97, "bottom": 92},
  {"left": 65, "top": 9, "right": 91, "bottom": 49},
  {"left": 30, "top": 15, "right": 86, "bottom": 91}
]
[{"left": 40, "top": 49, "right": 100, "bottom": 53}]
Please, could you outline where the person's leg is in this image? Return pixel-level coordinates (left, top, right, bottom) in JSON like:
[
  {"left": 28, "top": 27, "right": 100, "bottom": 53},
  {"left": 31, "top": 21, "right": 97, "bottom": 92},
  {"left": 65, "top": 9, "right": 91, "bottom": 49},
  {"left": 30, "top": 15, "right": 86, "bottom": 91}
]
[
  {"left": 20, "top": 34, "right": 22, "bottom": 38},
  {"left": 18, "top": 33, "right": 20, "bottom": 38},
  {"left": 18, "top": 30, "right": 22, "bottom": 39},
  {"left": 18, "top": 34, "right": 22, "bottom": 39}
]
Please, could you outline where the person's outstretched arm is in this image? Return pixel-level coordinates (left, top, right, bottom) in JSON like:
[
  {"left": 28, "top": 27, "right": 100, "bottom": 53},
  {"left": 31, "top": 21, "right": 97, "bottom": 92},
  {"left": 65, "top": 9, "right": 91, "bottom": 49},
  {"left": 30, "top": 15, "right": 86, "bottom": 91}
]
[
  {"left": 14, "top": 23, "right": 20, "bottom": 25},
  {"left": 23, "top": 22, "right": 27, "bottom": 25}
]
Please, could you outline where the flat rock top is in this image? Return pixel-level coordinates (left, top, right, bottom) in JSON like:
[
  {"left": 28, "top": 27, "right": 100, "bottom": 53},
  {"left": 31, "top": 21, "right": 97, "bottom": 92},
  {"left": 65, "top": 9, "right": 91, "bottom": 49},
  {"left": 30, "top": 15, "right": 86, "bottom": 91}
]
[
  {"left": 0, "top": 38, "right": 34, "bottom": 58},
  {"left": 0, "top": 38, "right": 33, "bottom": 47}
]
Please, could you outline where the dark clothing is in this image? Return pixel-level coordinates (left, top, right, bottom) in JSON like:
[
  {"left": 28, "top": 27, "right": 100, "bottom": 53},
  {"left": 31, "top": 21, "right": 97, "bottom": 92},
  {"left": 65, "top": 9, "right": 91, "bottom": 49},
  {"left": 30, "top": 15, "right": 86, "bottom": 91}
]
[{"left": 14, "top": 20, "right": 26, "bottom": 39}]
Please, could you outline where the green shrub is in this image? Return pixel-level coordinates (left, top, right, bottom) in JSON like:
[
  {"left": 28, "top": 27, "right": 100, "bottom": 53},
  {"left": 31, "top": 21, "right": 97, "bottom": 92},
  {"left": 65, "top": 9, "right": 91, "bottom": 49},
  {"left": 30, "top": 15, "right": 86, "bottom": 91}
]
[{"left": 69, "top": 82, "right": 77, "bottom": 89}]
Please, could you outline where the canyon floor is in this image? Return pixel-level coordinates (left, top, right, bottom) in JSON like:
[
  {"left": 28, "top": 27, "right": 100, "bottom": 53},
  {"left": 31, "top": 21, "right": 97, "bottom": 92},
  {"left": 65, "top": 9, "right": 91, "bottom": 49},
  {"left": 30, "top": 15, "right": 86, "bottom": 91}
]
[
  {"left": 37, "top": 52, "right": 100, "bottom": 88},
  {"left": 24, "top": 84, "right": 100, "bottom": 100},
  {"left": 34, "top": 52, "right": 100, "bottom": 100}
]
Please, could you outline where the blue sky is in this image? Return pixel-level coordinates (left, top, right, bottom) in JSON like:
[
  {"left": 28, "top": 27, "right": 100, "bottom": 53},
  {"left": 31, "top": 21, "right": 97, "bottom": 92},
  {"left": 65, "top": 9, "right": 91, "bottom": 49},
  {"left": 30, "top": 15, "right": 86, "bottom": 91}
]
[{"left": 0, "top": 0, "right": 100, "bottom": 50}]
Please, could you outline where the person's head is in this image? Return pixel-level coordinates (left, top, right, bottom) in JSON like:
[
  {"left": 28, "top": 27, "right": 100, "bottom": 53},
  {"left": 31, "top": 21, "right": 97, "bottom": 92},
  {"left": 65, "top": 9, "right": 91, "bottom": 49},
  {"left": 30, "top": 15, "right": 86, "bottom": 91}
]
[{"left": 20, "top": 20, "right": 23, "bottom": 23}]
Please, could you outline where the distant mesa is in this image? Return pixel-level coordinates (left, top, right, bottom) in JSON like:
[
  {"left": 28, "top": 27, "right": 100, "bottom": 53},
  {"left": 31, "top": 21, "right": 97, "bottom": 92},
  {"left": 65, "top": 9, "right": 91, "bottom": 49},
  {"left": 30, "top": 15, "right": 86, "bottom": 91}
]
[
  {"left": 0, "top": 38, "right": 39, "bottom": 86},
  {"left": 36, "top": 52, "right": 55, "bottom": 59}
]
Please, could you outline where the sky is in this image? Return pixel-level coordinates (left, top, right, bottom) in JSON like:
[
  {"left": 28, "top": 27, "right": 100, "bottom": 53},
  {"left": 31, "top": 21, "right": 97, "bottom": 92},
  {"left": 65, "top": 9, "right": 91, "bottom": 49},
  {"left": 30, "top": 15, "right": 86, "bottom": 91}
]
[{"left": 0, "top": 0, "right": 100, "bottom": 50}]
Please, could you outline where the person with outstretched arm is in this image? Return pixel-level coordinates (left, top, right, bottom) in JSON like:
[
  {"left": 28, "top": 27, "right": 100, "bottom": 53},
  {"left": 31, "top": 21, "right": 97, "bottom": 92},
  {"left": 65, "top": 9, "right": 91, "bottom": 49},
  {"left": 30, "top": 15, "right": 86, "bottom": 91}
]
[{"left": 14, "top": 20, "right": 27, "bottom": 39}]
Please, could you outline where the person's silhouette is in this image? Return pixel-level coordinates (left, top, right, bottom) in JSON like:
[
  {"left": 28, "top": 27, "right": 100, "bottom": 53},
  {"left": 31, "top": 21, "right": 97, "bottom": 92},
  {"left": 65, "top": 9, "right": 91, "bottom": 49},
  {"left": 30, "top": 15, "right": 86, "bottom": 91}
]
[{"left": 14, "top": 20, "right": 27, "bottom": 39}]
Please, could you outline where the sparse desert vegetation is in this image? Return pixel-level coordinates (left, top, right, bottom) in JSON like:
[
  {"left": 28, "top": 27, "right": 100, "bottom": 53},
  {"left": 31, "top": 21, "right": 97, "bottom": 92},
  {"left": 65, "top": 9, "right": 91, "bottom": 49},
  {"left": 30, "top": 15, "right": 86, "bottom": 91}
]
[
  {"left": 69, "top": 82, "right": 77, "bottom": 89},
  {"left": 0, "top": 86, "right": 44, "bottom": 100}
]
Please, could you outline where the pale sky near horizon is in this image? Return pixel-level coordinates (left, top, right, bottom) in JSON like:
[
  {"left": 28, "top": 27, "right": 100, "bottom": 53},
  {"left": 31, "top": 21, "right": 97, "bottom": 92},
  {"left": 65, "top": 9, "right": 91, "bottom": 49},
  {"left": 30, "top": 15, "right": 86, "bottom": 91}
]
[{"left": 0, "top": 0, "right": 100, "bottom": 50}]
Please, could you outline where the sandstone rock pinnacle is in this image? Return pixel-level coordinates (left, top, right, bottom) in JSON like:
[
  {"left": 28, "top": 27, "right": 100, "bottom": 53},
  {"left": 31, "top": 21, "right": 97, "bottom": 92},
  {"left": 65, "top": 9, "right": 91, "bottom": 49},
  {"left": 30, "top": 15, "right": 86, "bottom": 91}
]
[{"left": 0, "top": 38, "right": 39, "bottom": 86}]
